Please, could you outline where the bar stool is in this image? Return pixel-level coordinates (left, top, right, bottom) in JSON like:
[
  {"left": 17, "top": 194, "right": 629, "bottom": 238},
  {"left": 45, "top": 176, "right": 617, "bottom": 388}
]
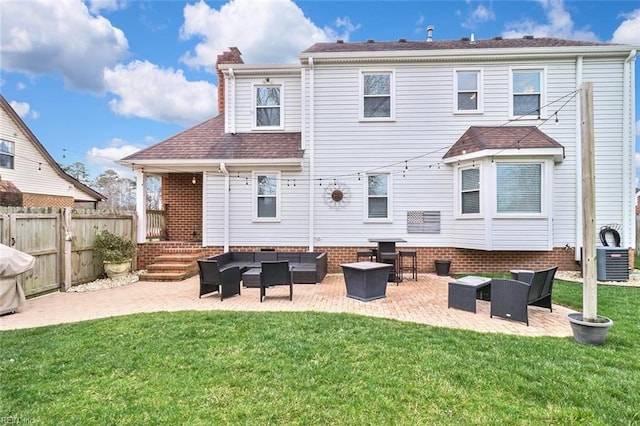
[
  {"left": 379, "top": 252, "right": 401, "bottom": 284},
  {"left": 356, "top": 248, "right": 375, "bottom": 262},
  {"left": 399, "top": 250, "right": 418, "bottom": 281}
]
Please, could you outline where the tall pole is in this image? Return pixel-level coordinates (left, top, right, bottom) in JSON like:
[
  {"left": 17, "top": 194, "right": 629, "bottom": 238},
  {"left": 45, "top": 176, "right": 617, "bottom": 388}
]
[{"left": 581, "top": 82, "right": 597, "bottom": 321}]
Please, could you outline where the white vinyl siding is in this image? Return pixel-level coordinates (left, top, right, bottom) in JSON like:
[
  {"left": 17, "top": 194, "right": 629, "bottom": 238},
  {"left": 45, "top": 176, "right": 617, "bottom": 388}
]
[
  {"left": 230, "top": 76, "right": 301, "bottom": 133},
  {"left": 0, "top": 106, "right": 81, "bottom": 198},
  {"left": 360, "top": 70, "right": 394, "bottom": 120},
  {"left": 454, "top": 69, "right": 482, "bottom": 113},
  {"left": 211, "top": 53, "right": 633, "bottom": 252}
]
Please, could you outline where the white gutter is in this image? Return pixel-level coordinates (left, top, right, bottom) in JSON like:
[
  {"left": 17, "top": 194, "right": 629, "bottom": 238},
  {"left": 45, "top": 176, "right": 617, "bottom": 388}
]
[
  {"left": 575, "top": 56, "right": 583, "bottom": 261},
  {"left": 622, "top": 50, "right": 637, "bottom": 249},
  {"left": 219, "top": 163, "right": 230, "bottom": 252},
  {"left": 308, "top": 57, "right": 315, "bottom": 251}
]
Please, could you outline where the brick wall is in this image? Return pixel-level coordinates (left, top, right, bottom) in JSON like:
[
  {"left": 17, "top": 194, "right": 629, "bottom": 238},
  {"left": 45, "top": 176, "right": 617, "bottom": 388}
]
[
  {"left": 137, "top": 241, "right": 586, "bottom": 273},
  {"left": 22, "top": 193, "right": 74, "bottom": 207},
  {"left": 163, "top": 173, "right": 203, "bottom": 241}
]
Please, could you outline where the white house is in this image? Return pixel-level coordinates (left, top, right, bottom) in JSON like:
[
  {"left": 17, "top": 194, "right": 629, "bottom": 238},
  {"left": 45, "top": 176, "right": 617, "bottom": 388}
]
[
  {"left": 0, "top": 94, "right": 104, "bottom": 208},
  {"left": 121, "top": 36, "right": 637, "bottom": 274}
]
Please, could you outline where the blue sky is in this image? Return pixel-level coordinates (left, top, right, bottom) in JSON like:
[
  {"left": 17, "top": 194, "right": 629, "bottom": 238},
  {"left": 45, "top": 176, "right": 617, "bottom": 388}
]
[{"left": 1, "top": 0, "right": 639, "bottom": 181}]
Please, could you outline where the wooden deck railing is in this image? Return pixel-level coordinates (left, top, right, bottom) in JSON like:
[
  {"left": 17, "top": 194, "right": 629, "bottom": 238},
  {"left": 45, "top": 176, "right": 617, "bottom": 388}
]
[{"left": 146, "top": 209, "right": 167, "bottom": 240}]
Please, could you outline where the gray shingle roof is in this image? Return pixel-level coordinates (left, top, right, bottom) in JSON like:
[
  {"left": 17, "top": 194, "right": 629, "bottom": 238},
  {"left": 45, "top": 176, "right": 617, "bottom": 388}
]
[
  {"left": 303, "top": 37, "right": 615, "bottom": 54},
  {"left": 122, "top": 114, "right": 303, "bottom": 161},
  {"left": 443, "top": 126, "right": 564, "bottom": 159}
]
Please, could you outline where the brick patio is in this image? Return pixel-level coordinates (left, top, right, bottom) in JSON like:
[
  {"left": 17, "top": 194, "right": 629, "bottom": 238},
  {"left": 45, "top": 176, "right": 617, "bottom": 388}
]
[{"left": 0, "top": 273, "right": 575, "bottom": 337}]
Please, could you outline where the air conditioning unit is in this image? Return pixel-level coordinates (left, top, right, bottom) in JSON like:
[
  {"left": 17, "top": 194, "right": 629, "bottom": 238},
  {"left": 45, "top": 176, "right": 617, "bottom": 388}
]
[{"left": 596, "top": 247, "right": 629, "bottom": 281}]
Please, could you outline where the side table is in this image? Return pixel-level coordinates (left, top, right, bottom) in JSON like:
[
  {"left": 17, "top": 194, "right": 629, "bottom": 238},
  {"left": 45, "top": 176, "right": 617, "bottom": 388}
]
[{"left": 448, "top": 276, "right": 492, "bottom": 313}]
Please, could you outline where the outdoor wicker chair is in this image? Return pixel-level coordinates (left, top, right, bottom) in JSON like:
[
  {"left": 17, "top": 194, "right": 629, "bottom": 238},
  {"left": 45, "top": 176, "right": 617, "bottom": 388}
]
[
  {"left": 260, "top": 261, "right": 293, "bottom": 302},
  {"left": 197, "top": 260, "right": 241, "bottom": 301},
  {"left": 490, "top": 266, "right": 558, "bottom": 326}
]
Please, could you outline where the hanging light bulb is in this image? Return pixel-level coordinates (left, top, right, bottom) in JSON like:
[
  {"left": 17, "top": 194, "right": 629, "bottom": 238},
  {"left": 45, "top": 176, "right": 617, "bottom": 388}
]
[
  {"left": 555, "top": 112, "right": 559, "bottom": 124},
  {"left": 192, "top": 176, "right": 196, "bottom": 184}
]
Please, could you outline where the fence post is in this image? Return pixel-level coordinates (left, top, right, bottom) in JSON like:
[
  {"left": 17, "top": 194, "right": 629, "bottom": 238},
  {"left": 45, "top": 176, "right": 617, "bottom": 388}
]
[{"left": 61, "top": 207, "right": 72, "bottom": 292}]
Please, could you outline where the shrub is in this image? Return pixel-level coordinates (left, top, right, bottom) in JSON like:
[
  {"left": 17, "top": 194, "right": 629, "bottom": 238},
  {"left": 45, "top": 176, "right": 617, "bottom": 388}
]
[{"left": 94, "top": 230, "right": 137, "bottom": 263}]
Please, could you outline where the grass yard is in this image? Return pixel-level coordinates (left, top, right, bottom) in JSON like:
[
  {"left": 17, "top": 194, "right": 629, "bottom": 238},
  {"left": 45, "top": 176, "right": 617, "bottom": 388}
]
[{"left": 1, "top": 280, "right": 639, "bottom": 425}]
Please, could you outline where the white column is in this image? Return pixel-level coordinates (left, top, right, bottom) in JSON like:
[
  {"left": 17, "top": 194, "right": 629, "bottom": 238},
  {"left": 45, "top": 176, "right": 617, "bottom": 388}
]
[{"left": 136, "top": 170, "right": 146, "bottom": 244}]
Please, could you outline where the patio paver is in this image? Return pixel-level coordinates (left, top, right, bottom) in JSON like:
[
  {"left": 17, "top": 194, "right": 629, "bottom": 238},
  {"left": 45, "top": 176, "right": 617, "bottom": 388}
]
[{"left": 0, "top": 273, "right": 575, "bottom": 337}]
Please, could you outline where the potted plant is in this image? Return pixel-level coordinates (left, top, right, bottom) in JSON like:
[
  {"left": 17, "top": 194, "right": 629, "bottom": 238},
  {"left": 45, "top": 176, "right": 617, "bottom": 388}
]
[{"left": 94, "top": 230, "right": 137, "bottom": 278}]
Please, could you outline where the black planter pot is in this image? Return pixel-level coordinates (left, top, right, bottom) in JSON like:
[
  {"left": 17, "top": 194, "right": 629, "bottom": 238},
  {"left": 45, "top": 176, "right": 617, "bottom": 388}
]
[
  {"left": 435, "top": 259, "right": 451, "bottom": 276},
  {"left": 567, "top": 313, "right": 613, "bottom": 345}
]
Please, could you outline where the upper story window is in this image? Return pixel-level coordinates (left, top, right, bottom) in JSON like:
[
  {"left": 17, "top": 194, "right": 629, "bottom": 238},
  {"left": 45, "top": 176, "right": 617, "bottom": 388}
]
[
  {"left": 366, "top": 173, "right": 391, "bottom": 221},
  {"left": 496, "top": 163, "right": 542, "bottom": 214},
  {"left": 255, "top": 85, "right": 282, "bottom": 128},
  {"left": 0, "top": 140, "right": 15, "bottom": 169},
  {"left": 511, "top": 69, "right": 544, "bottom": 118},
  {"left": 361, "top": 71, "right": 394, "bottom": 120},
  {"left": 461, "top": 168, "right": 480, "bottom": 214},
  {"left": 254, "top": 172, "right": 280, "bottom": 221},
  {"left": 454, "top": 70, "right": 482, "bottom": 113}
]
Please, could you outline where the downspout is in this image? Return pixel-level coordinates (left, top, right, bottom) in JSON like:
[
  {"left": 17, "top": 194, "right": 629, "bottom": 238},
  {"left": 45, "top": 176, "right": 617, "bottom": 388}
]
[
  {"left": 575, "top": 56, "right": 583, "bottom": 262},
  {"left": 622, "top": 50, "right": 637, "bottom": 249},
  {"left": 219, "top": 162, "right": 230, "bottom": 252},
  {"left": 308, "top": 57, "right": 315, "bottom": 251}
]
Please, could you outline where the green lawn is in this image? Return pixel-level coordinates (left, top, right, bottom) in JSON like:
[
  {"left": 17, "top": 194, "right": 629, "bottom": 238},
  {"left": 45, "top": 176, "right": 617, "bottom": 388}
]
[{"left": 1, "top": 281, "right": 639, "bottom": 425}]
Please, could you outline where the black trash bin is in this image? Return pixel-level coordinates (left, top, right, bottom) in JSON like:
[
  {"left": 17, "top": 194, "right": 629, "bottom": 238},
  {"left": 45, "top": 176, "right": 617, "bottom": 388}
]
[{"left": 435, "top": 259, "right": 451, "bottom": 276}]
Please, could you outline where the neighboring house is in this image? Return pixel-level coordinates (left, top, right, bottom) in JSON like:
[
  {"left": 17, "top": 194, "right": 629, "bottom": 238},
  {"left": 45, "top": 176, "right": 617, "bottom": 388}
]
[
  {"left": 0, "top": 94, "right": 104, "bottom": 208},
  {"left": 121, "top": 37, "right": 638, "bottom": 274}
]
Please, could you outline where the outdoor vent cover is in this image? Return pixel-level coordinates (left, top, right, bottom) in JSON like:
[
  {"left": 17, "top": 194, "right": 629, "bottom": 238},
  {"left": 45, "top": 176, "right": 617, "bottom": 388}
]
[
  {"left": 596, "top": 247, "right": 629, "bottom": 281},
  {"left": 407, "top": 211, "right": 440, "bottom": 234}
]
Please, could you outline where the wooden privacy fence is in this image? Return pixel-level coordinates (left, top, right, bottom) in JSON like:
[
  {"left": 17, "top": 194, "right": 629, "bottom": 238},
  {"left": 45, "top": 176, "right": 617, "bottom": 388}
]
[{"left": 0, "top": 207, "right": 136, "bottom": 296}]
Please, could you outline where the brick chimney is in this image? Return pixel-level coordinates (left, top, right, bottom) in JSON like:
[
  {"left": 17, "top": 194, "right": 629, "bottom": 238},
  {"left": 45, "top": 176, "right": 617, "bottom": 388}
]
[{"left": 216, "top": 47, "right": 244, "bottom": 115}]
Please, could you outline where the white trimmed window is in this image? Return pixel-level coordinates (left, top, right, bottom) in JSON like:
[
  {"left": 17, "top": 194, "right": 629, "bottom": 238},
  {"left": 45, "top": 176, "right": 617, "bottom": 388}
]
[
  {"left": 511, "top": 69, "right": 544, "bottom": 118},
  {"left": 253, "top": 172, "right": 280, "bottom": 221},
  {"left": 366, "top": 173, "right": 391, "bottom": 221},
  {"left": 0, "top": 140, "right": 14, "bottom": 169},
  {"left": 460, "top": 167, "right": 480, "bottom": 214},
  {"left": 496, "top": 163, "right": 542, "bottom": 214},
  {"left": 361, "top": 71, "right": 394, "bottom": 120},
  {"left": 255, "top": 85, "right": 282, "bottom": 128},
  {"left": 454, "top": 70, "right": 482, "bottom": 112}
]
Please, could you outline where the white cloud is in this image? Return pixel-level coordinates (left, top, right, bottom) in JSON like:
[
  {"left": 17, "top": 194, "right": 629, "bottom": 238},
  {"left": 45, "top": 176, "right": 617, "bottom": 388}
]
[
  {"left": 179, "top": 0, "right": 337, "bottom": 67},
  {"left": 0, "top": 0, "right": 128, "bottom": 93},
  {"left": 461, "top": 4, "right": 496, "bottom": 29},
  {"left": 87, "top": 0, "right": 127, "bottom": 15},
  {"left": 104, "top": 60, "right": 218, "bottom": 126},
  {"left": 636, "top": 119, "right": 640, "bottom": 135},
  {"left": 611, "top": 9, "right": 640, "bottom": 45},
  {"left": 87, "top": 138, "right": 140, "bottom": 175},
  {"left": 9, "top": 100, "right": 39, "bottom": 119},
  {"left": 502, "top": 0, "right": 598, "bottom": 40}
]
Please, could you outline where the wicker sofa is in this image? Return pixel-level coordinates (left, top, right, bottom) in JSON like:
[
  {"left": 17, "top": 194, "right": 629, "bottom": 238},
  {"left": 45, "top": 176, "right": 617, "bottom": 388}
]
[{"left": 208, "top": 251, "right": 327, "bottom": 284}]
